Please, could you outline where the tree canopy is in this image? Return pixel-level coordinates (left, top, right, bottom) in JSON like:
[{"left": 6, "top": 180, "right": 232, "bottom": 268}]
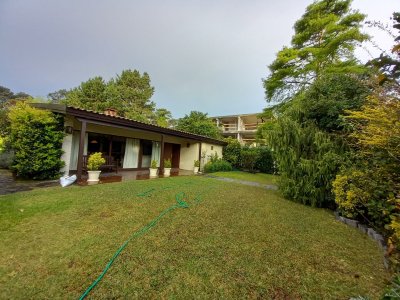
[
  {"left": 64, "top": 69, "right": 171, "bottom": 125},
  {"left": 263, "top": 0, "right": 368, "bottom": 102},
  {"left": 175, "top": 111, "right": 221, "bottom": 139}
]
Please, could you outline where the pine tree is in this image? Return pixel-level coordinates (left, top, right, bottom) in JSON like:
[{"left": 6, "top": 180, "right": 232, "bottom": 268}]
[{"left": 263, "top": 0, "right": 368, "bottom": 102}]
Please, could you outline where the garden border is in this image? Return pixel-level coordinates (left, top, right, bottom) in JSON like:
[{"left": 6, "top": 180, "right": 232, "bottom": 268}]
[{"left": 334, "top": 211, "right": 389, "bottom": 269}]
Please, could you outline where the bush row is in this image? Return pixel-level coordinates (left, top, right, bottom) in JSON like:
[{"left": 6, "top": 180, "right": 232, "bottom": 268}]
[{"left": 222, "top": 137, "right": 275, "bottom": 173}]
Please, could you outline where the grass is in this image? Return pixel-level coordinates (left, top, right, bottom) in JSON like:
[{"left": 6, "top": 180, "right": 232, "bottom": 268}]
[
  {"left": 211, "top": 170, "right": 278, "bottom": 185},
  {"left": 0, "top": 176, "right": 390, "bottom": 299}
]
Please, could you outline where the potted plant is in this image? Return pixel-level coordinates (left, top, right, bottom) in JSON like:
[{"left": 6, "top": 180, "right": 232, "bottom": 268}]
[
  {"left": 149, "top": 159, "right": 158, "bottom": 177},
  {"left": 164, "top": 159, "right": 172, "bottom": 177},
  {"left": 194, "top": 160, "right": 200, "bottom": 174},
  {"left": 87, "top": 152, "right": 105, "bottom": 184}
]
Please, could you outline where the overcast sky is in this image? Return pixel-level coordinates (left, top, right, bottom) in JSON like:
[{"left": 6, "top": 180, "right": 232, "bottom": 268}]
[{"left": 0, "top": 0, "right": 398, "bottom": 117}]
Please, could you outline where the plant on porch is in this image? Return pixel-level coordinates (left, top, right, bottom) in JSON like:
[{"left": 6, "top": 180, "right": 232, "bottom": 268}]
[
  {"left": 87, "top": 152, "right": 105, "bottom": 184},
  {"left": 150, "top": 159, "right": 158, "bottom": 177},
  {"left": 164, "top": 159, "right": 172, "bottom": 176},
  {"left": 193, "top": 160, "right": 200, "bottom": 173}
]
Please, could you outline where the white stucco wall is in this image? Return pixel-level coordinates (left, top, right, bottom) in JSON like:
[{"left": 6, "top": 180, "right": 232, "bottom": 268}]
[
  {"left": 60, "top": 117, "right": 74, "bottom": 175},
  {"left": 200, "top": 143, "right": 223, "bottom": 170},
  {"left": 180, "top": 142, "right": 200, "bottom": 171}
]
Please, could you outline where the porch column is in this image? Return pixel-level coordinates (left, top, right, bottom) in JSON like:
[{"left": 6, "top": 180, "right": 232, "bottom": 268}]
[
  {"left": 160, "top": 134, "right": 165, "bottom": 173},
  {"left": 76, "top": 120, "right": 87, "bottom": 181}
]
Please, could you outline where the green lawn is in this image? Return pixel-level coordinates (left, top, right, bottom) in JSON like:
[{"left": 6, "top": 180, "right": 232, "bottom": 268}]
[
  {"left": 211, "top": 171, "right": 278, "bottom": 185},
  {"left": 0, "top": 176, "right": 390, "bottom": 299}
]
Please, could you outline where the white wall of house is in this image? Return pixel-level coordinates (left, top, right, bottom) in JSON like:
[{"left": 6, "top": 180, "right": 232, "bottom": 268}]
[
  {"left": 180, "top": 142, "right": 200, "bottom": 171},
  {"left": 200, "top": 143, "right": 223, "bottom": 168},
  {"left": 60, "top": 117, "right": 74, "bottom": 175}
]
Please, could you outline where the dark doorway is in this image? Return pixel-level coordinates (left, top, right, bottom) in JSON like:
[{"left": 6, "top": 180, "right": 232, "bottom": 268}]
[{"left": 163, "top": 143, "right": 180, "bottom": 168}]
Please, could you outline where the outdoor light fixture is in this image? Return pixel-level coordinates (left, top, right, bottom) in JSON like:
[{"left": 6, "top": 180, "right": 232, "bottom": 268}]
[
  {"left": 65, "top": 126, "right": 73, "bottom": 134},
  {"left": 90, "top": 140, "right": 98, "bottom": 144}
]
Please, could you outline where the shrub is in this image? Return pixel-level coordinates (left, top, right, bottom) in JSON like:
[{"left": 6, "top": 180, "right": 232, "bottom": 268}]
[
  {"left": 151, "top": 160, "right": 158, "bottom": 169},
  {"left": 255, "top": 146, "right": 275, "bottom": 174},
  {"left": 240, "top": 147, "right": 260, "bottom": 173},
  {"left": 194, "top": 160, "right": 200, "bottom": 167},
  {"left": 8, "top": 102, "right": 65, "bottom": 179},
  {"left": 223, "top": 137, "right": 242, "bottom": 168},
  {"left": 164, "top": 159, "right": 171, "bottom": 168},
  {"left": 209, "top": 151, "right": 219, "bottom": 163},
  {"left": 204, "top": 159, "right": 232, "bottom": 173},
  {"left": 87, "top": 152, "right": 105, "bottom": 171}
]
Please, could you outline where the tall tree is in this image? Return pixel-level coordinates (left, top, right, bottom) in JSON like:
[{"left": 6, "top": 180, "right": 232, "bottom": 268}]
[
  {"left": 176, "top": 111, "right": 221, "bottom": 139},
  {"left": 263, "top": 0, "right": 368, "bottom": 102},
  {"left": 152, "top": 108, "right": 172, "bottom": 127},
  {"left": 0, "top": 86, "right": 31, "bottom": 139},
  {"left": 112, "top": 70, "right": 155, "bottom": 122},
  {"left": 66, "top": 76, "right": 108, "bottom": 111},
  {"left": 48, "top": 89, "right": 68, "bottom": 103},
  {"left": 64, "top": 70, "right": 157, "bottom": 123},
  {"left": 0, "top": 86, "right": 14, "bottom": 104}
]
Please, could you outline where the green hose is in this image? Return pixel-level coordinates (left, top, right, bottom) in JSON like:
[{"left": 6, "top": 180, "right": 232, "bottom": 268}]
[{"left": 78, "top": 193, "right": 189, "bottom": 300}]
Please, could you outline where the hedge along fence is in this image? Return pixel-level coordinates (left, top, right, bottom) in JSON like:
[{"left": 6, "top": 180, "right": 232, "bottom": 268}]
[{"left": 8, "top": 102, "right": 65, "bottom": 179}]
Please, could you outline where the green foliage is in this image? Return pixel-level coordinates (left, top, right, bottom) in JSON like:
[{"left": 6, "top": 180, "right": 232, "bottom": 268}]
[
  {"left": 254, "top": 146, "right": 275, "bottom": 174},
  {"left": 65, "top": 69, "right": 166, "bottom": 123},
  {"left": 240, "top": 147, "right": 260, "bottom": 173},
  {"left": 164, "top": 159, "right": 171, "bottom": 168},
  {"left": 223, "top": 138, "right": 275, "bottom": 174},
  {"left": 87, "top": 152, "right": 106, "bottom": 171},
  {"left": 194, "top": 160, "right": 200, "bottom": 167},
  {"left": 47, "top": 89, "right": 68, "bottom": 104},
  {"left": 382, "top": 275, "right": 400, "bottom": 299},
  {"left": 151, "top": 159, "right": 158, "bottom": 169},
  {"left": 152, "top": 108, "right": 172, "bottom": 127},
  {"left": 262, "top": 72, "right": 368, "bottom": 207},
  {"left": 0, "top": 86, "right": 32, "bottom": 139},
  {"left": 264, "top": 95, "right": 348, "bottom": 208},
  {"left": 0, "top": 136, "right": 4, "bottom": 153},
  {"left": 301, "top": 74, "right": 369, "bottom": 132},
  {"left": 176, "top": 111, "right": 221, "bottom": 139},
  {"left": 8, "top": 102, "right": 64, "bottom": 179},
  {"left": 66, "top": 76, "right": 107, "bottom": 110},
  {"left": 333, "top": 82, "right": 400, "bottom": 265},
  {"left": 263, "top": 0, "right": 368, "bottom": 101},
  {"left": 204, "top": 159, "right": 232, "bottom": 173},
  {"left": 222, "top": 137, "right": 242, "bottom": 168}
]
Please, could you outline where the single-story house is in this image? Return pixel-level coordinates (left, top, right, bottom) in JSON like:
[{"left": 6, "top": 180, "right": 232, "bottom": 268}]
[{"left": 33, "top": 104, "right": 226, "bottom": 180}]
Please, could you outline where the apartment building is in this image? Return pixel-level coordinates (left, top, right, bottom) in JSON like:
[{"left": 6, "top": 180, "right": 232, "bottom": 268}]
[{"left": 211, "top": 113, "right": 265, "bottom": 145}]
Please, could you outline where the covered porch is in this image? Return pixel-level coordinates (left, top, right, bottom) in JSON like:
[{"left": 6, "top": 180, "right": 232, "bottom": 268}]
[
  {"left": 56, "top": 106, "right": 225, "bottom": 181},
  {"left": 77, "top": 169, "right": 196, "bottom": 185}
]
